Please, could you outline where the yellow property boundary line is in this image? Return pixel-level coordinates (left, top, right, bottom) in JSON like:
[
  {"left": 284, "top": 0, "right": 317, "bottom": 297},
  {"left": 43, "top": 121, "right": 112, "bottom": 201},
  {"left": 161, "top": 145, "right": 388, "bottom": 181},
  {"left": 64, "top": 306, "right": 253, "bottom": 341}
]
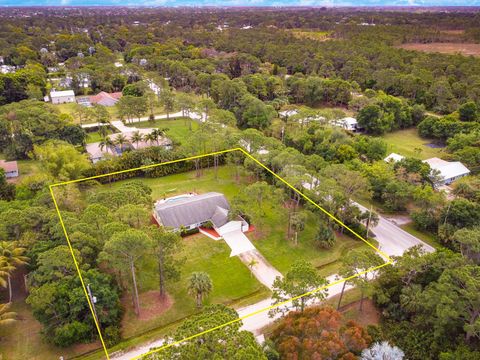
[{"left": 48, "top": 147, "right": 393, "bottom": 360}]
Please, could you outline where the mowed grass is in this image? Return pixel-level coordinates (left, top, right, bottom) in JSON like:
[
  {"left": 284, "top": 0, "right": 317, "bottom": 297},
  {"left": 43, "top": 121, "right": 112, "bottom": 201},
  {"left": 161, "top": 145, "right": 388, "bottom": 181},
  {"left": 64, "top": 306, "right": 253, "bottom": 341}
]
[
  {"left": 92, "top": 165, "right": 371, "bottom": 341},
  {"left": 253, "top": 207, "right": 369, "bottom": 275},
  {"left": 108, "top": 165, "right": 370, "bottom": 276},
  {"left": 125, "top": 117, "right": 199, "bottom": 145},
  {"left": 85, "top": 128, "right": 115, "bottom": 144},
  {"left": 0, "top": 301, "right": 101, "bottom": 360},
  {"left": 122, "top": 234, "right": 269, "bottom": 338},
  {"left": 377, "top": 128, "right": 445, "bottom": 159}
]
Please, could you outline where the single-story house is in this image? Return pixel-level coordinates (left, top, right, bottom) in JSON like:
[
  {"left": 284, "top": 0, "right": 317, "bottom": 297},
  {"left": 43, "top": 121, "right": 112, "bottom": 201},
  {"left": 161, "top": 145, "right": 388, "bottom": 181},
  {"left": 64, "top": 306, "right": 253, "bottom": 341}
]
[
  {"left": 89, "top": 91, "right": 122, "bottom": 107},
  {"left": 50, "top": 90, "right": 76, "bottom": 104},
  {"left": 333, "top": 117, "right": 359, "bottom": 132},
  {"left": 153, "top": 192, "right": 231, "bottom": 231},
  {"left": 384, "top": 153, "right": 405, "bottom": 163},
  {"left": 279, "top": 109, "right": 299, "bottom": 118},
  {"left": 85, "top": 129, "right": 172, "bottom": 163},
  {"left": 423, "top": 157, "right": 470, "bottom": 186},
  {"left": 0, "top": 160, "right": 19, "bottom": 178}
]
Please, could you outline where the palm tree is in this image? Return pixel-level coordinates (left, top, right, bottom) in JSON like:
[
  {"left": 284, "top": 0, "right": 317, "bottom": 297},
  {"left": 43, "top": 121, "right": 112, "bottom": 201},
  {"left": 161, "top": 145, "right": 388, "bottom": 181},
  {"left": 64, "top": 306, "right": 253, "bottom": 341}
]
[
  {"left": 187, "top": 272, "right": 213, "bottom": 308},
  {"left": 131, "top": 131, "right": 143, "bottom": 149},
  {"left": 0, "top": 241, "right": 29, "bottom": 303},
  {"left": 0, "top": 302, "right": 16, "bottom": 328},
  {"left": 150, "top": 128, "right": 169, "bottom": 145},
  {"left": 247, "top": 258, "right": 258, "bottom": 278},
  {"left": 114, "top": 134, "right": 130, "bottom": 152},
  {"left": 144, "top": 132, "right": 156, "bottom": 146},
  {"left": 0, "top": 260, "right": 13, "bottom": 288}
]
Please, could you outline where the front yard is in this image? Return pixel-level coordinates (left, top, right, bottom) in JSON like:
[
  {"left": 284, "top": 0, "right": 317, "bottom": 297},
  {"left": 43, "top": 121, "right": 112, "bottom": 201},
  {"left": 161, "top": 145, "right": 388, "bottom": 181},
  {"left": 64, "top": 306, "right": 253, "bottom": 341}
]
[{"left": 121, "top": 234, "right": 269, "bottom": 338}]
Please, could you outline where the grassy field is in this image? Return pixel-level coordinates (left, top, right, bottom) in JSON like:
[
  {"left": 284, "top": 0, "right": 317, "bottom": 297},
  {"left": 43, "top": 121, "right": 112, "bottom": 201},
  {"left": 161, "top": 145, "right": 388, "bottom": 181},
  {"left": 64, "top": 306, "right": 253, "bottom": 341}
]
[
  {"left": 398, "top": 42, "right": 480, "bottom": 57},
  {"left": 378, "top": 128, "right": 445, "bottom": 159},
  {"left": 0, "top": 301, "right": 101, "bottom": 360},
  {"left": 106, "top": 165, "right": 370, "bottom": 277},
  {"left": 121, "top": 234, "right": 269, "bottom": 338},
  {"left": 85, "top": 128, "right": 116, "bottom": 144},
  {"left": 290, "top": 29, "right": 332, "bottom": 41},
  {"left": 125, "top": 117, "right": 199, "bottom": 145}
]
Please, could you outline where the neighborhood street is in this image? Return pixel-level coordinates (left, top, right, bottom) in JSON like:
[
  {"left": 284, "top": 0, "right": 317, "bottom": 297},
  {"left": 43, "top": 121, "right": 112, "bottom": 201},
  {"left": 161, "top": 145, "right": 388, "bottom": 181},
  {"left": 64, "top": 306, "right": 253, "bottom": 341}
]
[{"left": 354, "top": 202, "right": 435, "bottom": 257}]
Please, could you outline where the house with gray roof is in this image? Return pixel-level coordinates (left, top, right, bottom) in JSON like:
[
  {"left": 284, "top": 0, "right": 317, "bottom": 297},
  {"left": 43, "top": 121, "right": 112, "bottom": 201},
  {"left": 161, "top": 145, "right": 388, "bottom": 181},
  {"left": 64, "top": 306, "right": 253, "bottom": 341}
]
[{"left": 153, "top": 192, "right": 230, "bottom": 231}]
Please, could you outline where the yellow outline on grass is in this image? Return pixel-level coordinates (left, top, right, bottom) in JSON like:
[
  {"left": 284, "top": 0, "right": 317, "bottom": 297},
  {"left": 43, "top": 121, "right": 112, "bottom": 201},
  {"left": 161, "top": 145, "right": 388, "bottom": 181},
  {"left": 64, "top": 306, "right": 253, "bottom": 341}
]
[{"left": 49, "top": 147, "right": 393, "bottom": 360}]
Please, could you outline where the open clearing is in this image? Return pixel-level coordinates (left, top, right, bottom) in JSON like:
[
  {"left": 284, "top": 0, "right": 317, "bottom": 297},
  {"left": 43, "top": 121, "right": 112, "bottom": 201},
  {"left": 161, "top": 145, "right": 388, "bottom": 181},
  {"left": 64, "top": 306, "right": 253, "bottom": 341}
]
[
  {"left": 377, "top": 128, "right": 445, "bottom": 159},
  {"left": 398, "top": 42, "right": 480, "bottom": 57}
]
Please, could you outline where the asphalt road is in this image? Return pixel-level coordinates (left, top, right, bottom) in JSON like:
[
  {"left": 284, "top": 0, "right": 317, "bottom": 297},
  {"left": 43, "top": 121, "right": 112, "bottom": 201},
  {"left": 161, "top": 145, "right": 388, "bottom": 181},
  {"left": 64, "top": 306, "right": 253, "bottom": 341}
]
[{"left": 354, "top": 202, "right": 435, "bottom": 257}]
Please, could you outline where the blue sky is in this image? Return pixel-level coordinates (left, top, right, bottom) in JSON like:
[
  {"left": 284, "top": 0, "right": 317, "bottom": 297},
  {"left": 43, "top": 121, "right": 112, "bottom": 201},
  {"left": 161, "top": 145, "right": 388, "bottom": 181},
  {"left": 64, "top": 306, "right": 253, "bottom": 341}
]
[{"left": 0, "top": 1, "right": 479, "bottom": 6}]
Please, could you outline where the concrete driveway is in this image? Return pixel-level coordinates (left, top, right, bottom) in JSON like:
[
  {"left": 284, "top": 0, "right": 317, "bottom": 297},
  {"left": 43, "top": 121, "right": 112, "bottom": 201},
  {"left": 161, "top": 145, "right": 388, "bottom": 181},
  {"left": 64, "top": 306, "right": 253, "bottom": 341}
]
[{"left": 238, "top": 249, "right": 283, "bottom": 289}]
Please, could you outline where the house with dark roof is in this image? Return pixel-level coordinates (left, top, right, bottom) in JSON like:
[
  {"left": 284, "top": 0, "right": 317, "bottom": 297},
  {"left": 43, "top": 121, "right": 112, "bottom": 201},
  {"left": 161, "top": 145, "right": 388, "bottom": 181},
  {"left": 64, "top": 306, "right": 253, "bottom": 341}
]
[{"left": 153, "top": 192, "right": 231, "bottom": 231}]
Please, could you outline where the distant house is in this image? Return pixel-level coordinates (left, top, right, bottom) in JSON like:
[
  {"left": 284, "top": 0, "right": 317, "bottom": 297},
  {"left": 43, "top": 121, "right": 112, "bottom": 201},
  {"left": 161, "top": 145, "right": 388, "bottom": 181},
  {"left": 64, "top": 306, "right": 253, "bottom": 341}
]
[
  {"left": 85, "top": 129, "right": 172, "bottom": 163},
  {"left": 0, "top": 65, "right": 16, "bottom": 74},
  {"left": 0, "top": 160, "right": 19, "bottom": 178},
  {"left": 384, "top": 153, "right": 405, "bottom": 163},
  {"left": 89, "top": 91, "right": 122, "bottom": 107},
  {"left": 279, "top": 109, "right": 299, "bottom": 118},
  {"left": 153, "top": 192, "right": 231, "bottom": 231},
  {"left": 50, "top": 90, "right": 76, "bottom": 104},
  {"left": 423, "top": 157, "right": 470, "bottom": 186},
  {"left": 334, "top": 117, "right": 359, "bottom": 132}
]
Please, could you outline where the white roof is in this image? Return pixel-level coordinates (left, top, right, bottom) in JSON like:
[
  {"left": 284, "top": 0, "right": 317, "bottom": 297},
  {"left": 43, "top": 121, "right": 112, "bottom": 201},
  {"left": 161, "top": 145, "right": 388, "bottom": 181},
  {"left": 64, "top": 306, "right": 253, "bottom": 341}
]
[
  {"left": 279, "top": 109, "right": 299, "bottom": 117},
  {"left": 423, "top": 157, "right": 470, "bottom": 180},
  {"left": 50, "top": 90, "right": 75, "bottom": 97},
  {"left": 340, "top": 117, "right": 357, "bottom": 125},
  {"left": 384, "top": 153, "right": 405, "bottom": 162}
]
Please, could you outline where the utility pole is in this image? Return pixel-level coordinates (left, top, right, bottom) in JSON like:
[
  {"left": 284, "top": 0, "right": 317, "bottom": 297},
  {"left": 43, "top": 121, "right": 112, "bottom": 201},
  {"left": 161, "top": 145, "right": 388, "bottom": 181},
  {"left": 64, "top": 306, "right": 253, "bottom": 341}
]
[
  {"left": 86, "top": 283, "right": 99, "bottom": 326},
  {"left": 366, "top": 205, "right": 373, "bottom": 239}
]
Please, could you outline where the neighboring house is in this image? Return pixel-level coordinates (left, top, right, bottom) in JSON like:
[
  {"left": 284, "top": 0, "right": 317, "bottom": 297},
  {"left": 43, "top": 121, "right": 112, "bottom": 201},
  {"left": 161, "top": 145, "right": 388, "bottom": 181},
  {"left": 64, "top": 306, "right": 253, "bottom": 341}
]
[
  {"left": 333, "top": 117, "right": 359, "bottom": 132},
  {"left": 279, "top": 109, "right": 299, "bottom": 118},
  {"left": 89, "top": 91, "right": 122, "bottom": 107},
  {"left": 85, "top": 129, "right": 172, "bottom": 163},
  {"left": 0, "top": 65, "right": 16, "bottom": 74},
  {"left": 50, "top": 90, "right": 76, "bottom": 104},
  {"left": 148, "top": 80, "right": 162, "bottom": 95},
  {"left": 0, "top": 160, "right": 19, "bottom": 178},
  {"left": 153, "top": 192, "right": 231, "bottom": 231},
  {"left": 384, "top": 153, "right": 405, "bottom": 163},
  {"left": 423, "top": 157, "right": 470, "bottom": 186}
]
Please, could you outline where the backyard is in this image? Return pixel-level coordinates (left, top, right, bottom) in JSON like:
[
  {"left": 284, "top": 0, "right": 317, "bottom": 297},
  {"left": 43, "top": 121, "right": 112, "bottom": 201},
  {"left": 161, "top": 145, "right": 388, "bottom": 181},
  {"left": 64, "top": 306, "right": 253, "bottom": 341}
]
[{"left": 377, "top": 128, "right": 445, "bottom": 159}]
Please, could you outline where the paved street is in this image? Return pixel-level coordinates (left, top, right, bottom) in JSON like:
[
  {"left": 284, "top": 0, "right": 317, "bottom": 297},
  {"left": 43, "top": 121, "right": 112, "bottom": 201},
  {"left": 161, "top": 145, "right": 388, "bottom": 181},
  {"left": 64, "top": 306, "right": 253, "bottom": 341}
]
[{"left": 354, "top": 202, "right": 435, "bottom": 257}]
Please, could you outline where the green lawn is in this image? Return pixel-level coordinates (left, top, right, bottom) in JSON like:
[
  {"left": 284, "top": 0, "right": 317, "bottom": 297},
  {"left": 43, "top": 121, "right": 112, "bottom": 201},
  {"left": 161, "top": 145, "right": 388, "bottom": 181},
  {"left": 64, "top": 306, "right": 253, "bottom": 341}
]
[
  {"left": 82, "top": 165, "right": 371, "bottom": 352},
  {"left": 125, "top": 117, "right": 199, "bottom": 145},
  {"left": 0, "top": 301, "right": 101, "bottom": 360},
  {"left": 85, "top": 129, "right": 115, "bottom": 144},
  {"left": 121, "top": 234, "right": 269, "bottom": 338},
  {"left": 253, "top": 209, "right": 369, "bottom": 275},
  {"left": 377, "top": 128, "right": 445, "bottom": 159},
  {"left": 107, "top": 165, "right": 370, "bottom": 278}
]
